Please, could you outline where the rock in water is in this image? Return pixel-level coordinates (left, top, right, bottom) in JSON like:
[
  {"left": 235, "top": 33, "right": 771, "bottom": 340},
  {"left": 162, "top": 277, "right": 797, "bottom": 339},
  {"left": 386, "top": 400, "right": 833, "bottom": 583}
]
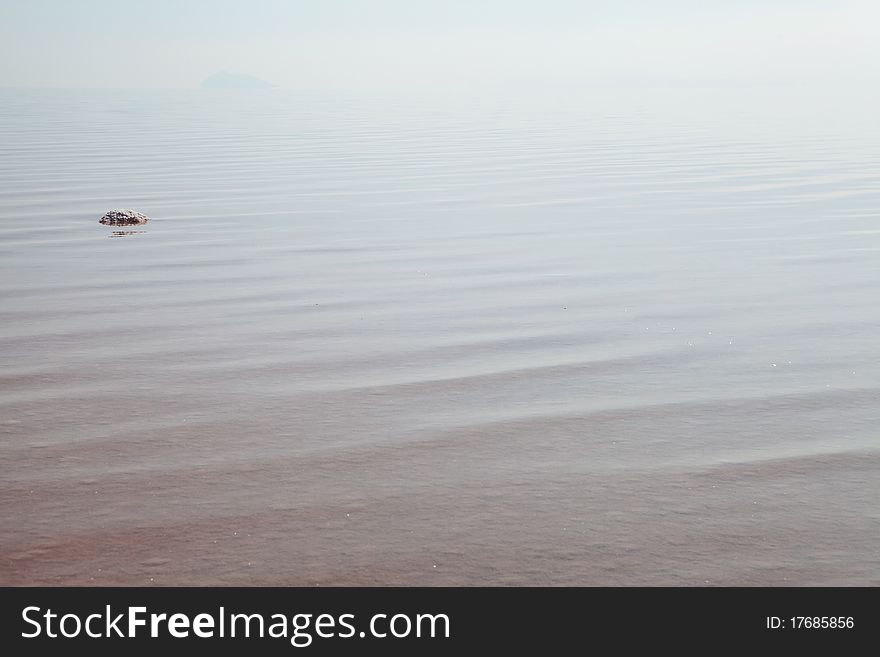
[{"left": 99, "top": 209, "right": 150, "bottom": 226}]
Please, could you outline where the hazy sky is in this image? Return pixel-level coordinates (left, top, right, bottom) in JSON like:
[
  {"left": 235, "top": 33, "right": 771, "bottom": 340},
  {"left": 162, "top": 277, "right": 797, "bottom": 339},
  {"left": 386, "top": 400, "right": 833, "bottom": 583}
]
[{"left": 0, "top": 0, "right": 877, "bottom": 89}]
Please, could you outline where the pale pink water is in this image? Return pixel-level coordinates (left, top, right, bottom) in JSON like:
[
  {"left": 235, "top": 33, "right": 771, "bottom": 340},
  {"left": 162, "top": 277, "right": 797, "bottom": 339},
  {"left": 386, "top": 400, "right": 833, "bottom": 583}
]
[{"left": 1, "top": 88, "right": 878, "bottom": 584}]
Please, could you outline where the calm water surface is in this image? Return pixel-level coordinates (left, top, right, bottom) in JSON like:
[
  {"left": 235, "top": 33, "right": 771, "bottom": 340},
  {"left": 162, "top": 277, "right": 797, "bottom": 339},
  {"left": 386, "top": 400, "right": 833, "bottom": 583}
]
[{"left": 1, "top": 87, "right": 878, "bottom": 584}]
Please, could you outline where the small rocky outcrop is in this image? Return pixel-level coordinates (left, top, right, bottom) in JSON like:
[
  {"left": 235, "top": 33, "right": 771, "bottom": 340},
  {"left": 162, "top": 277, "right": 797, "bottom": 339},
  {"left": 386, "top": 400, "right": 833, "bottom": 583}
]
[{"left": 99, "top": 209, "right": 150, "bottom": 226}]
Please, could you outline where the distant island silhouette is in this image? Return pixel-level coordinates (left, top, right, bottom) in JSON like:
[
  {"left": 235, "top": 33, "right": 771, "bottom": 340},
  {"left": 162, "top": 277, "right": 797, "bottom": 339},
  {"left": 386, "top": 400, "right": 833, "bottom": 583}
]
[{"left": 201, "top": 71, "right": 276, "bottom": 89}]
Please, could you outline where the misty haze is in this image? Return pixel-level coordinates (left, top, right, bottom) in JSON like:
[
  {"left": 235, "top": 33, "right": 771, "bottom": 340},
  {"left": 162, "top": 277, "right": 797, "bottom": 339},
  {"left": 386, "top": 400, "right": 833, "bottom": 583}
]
[{"left": 1, "top": 1, "right": 878, "bottom": 587}]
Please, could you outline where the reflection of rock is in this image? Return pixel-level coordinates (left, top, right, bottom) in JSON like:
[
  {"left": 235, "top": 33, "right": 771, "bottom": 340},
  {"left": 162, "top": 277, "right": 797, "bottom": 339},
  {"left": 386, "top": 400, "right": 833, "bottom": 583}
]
[
  {"left": 99, "top": 209, "right": 150, "bottom": 226},
  {"left": 109, "top": 230, "right": 146, "bottom": 238}
]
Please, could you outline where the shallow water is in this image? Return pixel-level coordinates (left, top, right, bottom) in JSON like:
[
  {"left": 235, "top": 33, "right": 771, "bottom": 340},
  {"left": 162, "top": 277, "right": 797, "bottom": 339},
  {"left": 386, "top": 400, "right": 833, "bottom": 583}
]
[{"left": 1, "top": 87, "right": 878, "bottom": 585}]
